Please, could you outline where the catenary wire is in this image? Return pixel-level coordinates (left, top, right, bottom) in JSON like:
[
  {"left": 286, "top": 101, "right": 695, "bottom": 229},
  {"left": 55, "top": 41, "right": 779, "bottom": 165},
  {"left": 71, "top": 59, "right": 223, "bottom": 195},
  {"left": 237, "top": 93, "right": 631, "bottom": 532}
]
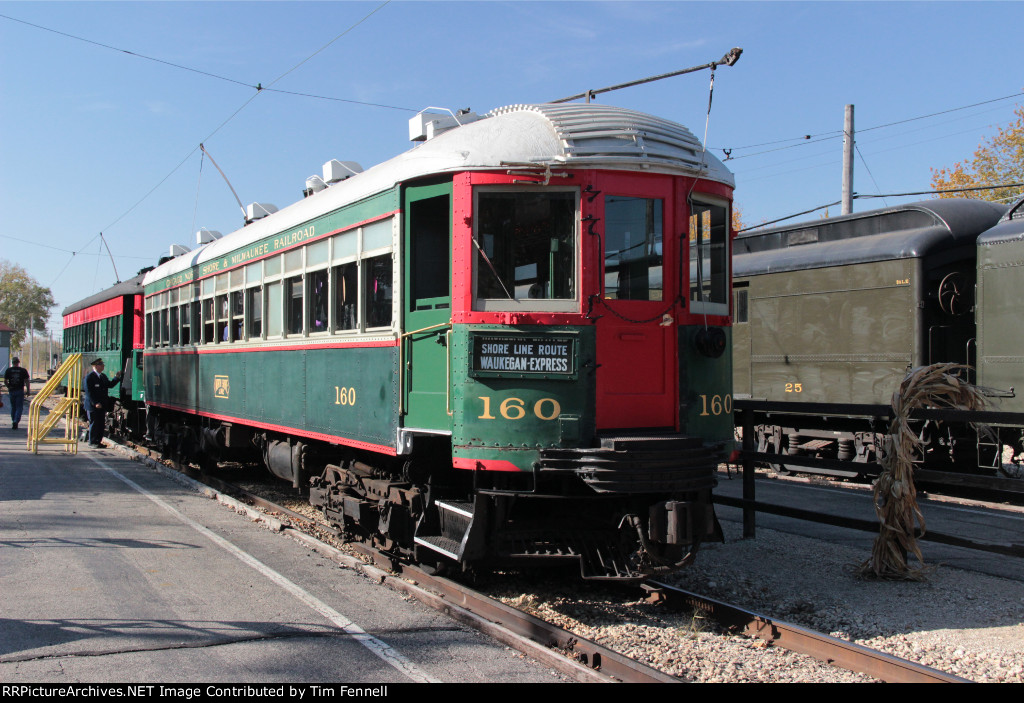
[{"left": 59, "top": 1, "right": 393, "bottom": 294}]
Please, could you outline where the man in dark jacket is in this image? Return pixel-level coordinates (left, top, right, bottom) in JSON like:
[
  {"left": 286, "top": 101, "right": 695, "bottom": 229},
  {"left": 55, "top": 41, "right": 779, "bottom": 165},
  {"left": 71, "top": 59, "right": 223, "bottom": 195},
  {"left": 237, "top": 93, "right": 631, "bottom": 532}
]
[
  {"left": 4, "top": 356, "right": 30, "bottom": 430},
  {"left": 84, "top": 358, "right": 122, "bottom": 447}
]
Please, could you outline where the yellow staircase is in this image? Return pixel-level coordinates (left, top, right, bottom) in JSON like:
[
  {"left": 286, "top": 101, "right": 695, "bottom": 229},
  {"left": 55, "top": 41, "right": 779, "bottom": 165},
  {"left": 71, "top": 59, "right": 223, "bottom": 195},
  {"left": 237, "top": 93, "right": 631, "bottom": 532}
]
[{"left": 26, "top": 353, "right": 83, "bottom": 454}]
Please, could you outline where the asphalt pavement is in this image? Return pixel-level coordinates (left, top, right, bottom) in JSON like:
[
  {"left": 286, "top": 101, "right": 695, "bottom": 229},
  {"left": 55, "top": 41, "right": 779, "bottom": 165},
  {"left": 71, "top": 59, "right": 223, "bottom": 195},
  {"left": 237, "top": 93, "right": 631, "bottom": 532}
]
[{"left": 0, "top": 425, "right": 562, "bottom": 684}]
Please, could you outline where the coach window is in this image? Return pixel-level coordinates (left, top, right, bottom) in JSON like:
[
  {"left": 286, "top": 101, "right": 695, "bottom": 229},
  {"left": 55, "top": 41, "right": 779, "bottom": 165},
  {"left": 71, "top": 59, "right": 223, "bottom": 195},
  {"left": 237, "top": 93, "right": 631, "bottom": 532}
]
[
  {"left": 363, "top": 254, "right": 393, "bottom": 328},
  {"left": 473, "top": 189, "right": 577, "bottom": 312},
  {"left": 168, "top": 288, "right": 180, "bottom": 346},
  {"left": 284, "top": 249, "right": 304, "bottom": 336},
  {"left": 229, "top": 268, "right": 244, "bottom": 342},
  {"left": 153, "top": 294, "right": 163, "bottom": 347},
  {"left": 604, "top": 196, "right": 663, "bottom": 301},
  {"left": 179, "top": 286, "right": 192, "bottom": 345},
  {"left": 331, "top": 229, "right": 358, "bottom": 332},
  {"left": 245, "top": 262, "right": 262, "bottom": 339},
  {"left": 190, "top": 284, "right": 201, "bottom": 345},
  {"left": 689, "top": 197, "right": 730, "bottom": 316},
  {"left": 215, "top": 273, "right": 230, "bottom": 343},
  {"left": 363, "top": 219, "right": 394, "bottom": 329},
  {"left": 201, "top": 277, "right": 216, "bottom": 344},
  {"left": 160, "top": 305, "right": 169, "bottom": 348},
  {"left": 265, "top": 254, "right": 283, "bottom": 338},
  {"left": 306, "top": 240, "right": 329, "bottom": 335}
]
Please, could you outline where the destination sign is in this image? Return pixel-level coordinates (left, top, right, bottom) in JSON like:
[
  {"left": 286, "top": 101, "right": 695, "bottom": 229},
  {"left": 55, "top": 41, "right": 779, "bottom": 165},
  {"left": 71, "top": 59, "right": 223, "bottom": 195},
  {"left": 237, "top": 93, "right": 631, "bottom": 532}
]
[{"left": 471, "top": 335, "right": 575, "bottom": 376}]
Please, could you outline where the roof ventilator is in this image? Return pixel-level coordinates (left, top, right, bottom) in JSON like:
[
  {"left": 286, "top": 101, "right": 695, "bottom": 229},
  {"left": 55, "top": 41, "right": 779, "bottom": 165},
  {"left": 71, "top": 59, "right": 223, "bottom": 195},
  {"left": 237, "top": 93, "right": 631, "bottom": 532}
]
[
  {"left": 196, "top": 228, "right": 223, "bottom": 245},
  {"left": 409, "top": 107, "right": 480, "bottom": 142},
  {"left": 323, "top": 159, "right": 363, "bottom": 184},
  {"left": 169, "top": 244, "right": 191, "bottom": 257},
  {"left": 246, "top": 203, "right": 278, "bottom": 222}
]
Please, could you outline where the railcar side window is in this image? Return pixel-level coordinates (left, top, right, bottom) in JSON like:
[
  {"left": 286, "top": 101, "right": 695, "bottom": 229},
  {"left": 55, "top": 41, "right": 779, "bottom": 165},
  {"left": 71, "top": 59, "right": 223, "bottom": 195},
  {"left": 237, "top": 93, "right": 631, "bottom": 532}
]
[
  {"left": 473, "top": 189, "right": 577, "bottom": 311},
  {"left": 247, "top": 287, "right": 263, "bottom": 339},
  {"left": 604, "top": 196, "right": 663, "bottom": 301},
  {"left": 364, "top": 255, "right": 393, "bottom": 328},
  {"left": 203, "top": 298, "right": 215, "bottom": 343},
  {"left": 307, "top": 269, "right": 329, "bottom": 334},
  {"left": 286, "top": 276, "right": 304, "bottom": 336},
  {"left": 332, "top": 262, "right": 358, "bottom": 331},
  {"left": 689, "top": 198, "right": 730, "bottom": 315},
  {"left": 266, "top": 281, "right": 283, "bottom": 337}
]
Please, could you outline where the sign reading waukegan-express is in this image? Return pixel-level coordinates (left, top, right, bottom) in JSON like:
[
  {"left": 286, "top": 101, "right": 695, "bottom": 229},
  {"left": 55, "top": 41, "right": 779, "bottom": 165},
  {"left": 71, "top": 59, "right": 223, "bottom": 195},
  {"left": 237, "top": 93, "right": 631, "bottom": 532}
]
[{"left": 471, "top": 335, "right": 575, "bottom": 376}]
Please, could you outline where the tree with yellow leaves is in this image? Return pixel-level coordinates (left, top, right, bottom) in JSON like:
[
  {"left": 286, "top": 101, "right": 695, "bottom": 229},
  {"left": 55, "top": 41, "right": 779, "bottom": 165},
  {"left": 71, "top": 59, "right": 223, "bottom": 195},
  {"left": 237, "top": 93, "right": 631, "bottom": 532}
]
[{"left": 931, "top": 105, "right": 1024, "bottom": 203}]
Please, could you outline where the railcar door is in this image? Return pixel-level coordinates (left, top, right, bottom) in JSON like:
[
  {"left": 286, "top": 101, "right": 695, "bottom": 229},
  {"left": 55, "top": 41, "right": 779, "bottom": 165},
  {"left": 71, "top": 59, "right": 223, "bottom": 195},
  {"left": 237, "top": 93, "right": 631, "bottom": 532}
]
[
  {"left": 594, "top": 184, "right": 679, "bottom": 430},
  {"left": 402, "top": 181, "right": 453, "bottom": 430}
]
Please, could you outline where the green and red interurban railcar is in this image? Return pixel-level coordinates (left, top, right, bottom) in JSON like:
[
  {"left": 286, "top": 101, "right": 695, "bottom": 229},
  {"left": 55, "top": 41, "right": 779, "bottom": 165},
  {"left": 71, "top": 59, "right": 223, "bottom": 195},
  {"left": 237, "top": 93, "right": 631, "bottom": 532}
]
[{"left": 63, "top": 103, "right": 737, "bottom": 579}]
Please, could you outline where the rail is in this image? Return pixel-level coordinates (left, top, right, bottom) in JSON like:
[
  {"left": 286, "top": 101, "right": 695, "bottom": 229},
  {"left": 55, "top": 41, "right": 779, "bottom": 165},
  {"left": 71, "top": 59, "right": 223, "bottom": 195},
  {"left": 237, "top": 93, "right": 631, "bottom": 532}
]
[
  {"left": 26, "top": 353, "right": 83, "bottom": 454},
  {"left": 731, "top": 400, "right": 1024, "bottom": 558},
  {"left": 733, "top": 401, "right": 1024, "bottom": 556},
  {"left": 643, "top": 581, "right": 970, "bottom": 683}
]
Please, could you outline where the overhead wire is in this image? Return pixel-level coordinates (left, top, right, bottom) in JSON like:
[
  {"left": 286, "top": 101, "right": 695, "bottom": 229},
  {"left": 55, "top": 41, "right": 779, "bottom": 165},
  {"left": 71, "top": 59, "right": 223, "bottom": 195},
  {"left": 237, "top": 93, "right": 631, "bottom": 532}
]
[
  {"left": 44, "top": 1, "right": 393, "bottom": 295},
  {"left": 741, "top": 182, "right": 1024, "bottom": 232},
  {"left": 718, "top": 90, "right": 1024, "bottom": 161}
]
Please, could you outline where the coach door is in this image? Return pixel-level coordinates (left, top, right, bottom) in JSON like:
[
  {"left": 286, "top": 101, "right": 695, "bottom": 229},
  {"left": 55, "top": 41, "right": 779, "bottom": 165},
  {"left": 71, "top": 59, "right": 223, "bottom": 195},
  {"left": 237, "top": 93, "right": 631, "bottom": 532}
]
[
  {"left": 594, "top": 188, "right": 679, "bottom": 430},
  {"left": 402, "top": 182, "right": 453, "bottom": 431}
]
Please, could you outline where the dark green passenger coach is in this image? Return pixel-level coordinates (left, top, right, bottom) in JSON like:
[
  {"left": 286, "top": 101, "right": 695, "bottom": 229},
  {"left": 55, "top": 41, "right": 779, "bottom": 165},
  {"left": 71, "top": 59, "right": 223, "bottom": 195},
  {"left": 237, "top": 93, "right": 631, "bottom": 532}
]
[{"left": 140, "top": 103, "right": 738, "bottom": 579}]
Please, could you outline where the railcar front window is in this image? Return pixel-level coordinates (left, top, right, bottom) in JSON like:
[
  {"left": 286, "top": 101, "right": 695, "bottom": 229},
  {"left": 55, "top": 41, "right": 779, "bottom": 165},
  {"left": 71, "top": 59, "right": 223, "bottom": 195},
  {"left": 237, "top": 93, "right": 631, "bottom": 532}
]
[
  {"left": 604, "top": 196, "right": 663, "bottom": 301},
  {"left": 689, "top": 199, "right": 730, "bottom": 314},
  {"left": 473, "top": 190, "right": 577, "bottom": 311}
]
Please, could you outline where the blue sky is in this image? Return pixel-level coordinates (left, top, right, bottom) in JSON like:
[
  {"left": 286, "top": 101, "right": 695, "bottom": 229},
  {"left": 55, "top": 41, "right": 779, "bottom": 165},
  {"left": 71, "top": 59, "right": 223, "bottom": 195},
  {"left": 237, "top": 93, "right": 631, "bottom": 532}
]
[{"left": 2, "top": 1, "right": 1022, "bottom": 331}]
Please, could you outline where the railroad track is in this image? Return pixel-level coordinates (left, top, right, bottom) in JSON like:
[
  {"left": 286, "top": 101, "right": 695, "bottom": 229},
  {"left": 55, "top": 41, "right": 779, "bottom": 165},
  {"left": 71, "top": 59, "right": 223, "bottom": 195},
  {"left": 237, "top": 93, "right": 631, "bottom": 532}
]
[{"left": 109, "top": 437, "right": 969, "bottom": 683}]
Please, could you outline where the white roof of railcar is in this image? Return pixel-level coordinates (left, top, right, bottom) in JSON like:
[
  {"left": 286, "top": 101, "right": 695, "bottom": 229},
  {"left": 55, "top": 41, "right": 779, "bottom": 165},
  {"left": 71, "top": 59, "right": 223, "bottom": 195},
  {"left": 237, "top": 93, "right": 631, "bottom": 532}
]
[{"left": 144, "top": 103, "right": 733, "bottom": 286}]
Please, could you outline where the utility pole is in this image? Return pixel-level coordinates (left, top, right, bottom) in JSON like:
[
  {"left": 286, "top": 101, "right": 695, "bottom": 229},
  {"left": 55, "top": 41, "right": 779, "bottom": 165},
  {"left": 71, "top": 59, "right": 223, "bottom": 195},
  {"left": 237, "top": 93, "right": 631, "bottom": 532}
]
[{"left": 842, "top": 104, "right": 855, "bottom": 215}]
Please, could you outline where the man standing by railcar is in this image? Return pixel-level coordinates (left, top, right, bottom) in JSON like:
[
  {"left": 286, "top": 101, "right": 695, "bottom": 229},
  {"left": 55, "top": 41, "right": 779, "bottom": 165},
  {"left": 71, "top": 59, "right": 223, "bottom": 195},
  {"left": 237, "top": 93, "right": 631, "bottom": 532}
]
[
  {"left": 4, "top": 357, "right": 30, "bottom": 430},
  {"left": 84, "top": 358, "right": 122, "bottom": 447}
]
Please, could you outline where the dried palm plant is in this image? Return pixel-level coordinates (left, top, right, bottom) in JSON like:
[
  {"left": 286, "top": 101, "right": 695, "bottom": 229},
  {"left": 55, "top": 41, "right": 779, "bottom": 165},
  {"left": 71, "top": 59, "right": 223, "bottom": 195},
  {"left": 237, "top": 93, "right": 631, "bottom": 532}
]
[{"left": 858, "top": 363, "right": 989, "bottom": 580}]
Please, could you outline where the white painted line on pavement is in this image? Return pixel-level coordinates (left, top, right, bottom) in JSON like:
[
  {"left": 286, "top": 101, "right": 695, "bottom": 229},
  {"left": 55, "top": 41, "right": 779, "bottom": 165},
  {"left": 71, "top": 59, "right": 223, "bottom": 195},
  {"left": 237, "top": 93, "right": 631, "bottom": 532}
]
[{"left": 88, "top": 455, "right": 441, "bottom": 683}]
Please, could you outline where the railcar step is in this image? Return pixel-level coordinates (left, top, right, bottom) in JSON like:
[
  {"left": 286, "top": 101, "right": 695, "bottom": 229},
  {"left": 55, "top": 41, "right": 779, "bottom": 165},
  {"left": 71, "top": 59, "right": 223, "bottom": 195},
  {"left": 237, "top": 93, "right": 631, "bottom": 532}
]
[
  {"left": 414, "top": 500, "right": 478, "bottom": 562},
  {"left": 413, "top": 535, "right": 462, "bottom": 561}
]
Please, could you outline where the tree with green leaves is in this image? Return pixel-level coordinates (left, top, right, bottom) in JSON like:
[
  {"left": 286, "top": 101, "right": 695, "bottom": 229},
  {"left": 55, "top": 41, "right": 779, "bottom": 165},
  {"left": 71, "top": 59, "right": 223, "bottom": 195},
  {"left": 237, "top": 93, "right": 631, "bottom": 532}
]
[
  {"left": 931, "top": 105, "right": 1024, "bottom": 204},
  {"left": 0, "top": 260, "right": 55, "bottom": 349}
]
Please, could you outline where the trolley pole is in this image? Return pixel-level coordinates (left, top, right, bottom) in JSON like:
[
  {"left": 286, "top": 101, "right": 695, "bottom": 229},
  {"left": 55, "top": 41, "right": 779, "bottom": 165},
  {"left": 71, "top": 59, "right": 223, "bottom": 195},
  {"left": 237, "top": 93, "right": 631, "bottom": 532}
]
[{"left": 842, "top": 104, "right": 854, "bottom": 215}]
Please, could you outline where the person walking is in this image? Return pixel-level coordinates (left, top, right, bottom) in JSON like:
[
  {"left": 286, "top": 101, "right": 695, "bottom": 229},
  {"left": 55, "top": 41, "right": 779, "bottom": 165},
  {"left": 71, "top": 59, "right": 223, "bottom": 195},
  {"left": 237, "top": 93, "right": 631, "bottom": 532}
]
[
  {"left": 84, "top": 358, "right": 122, "bottom": 447},
  {"left": 4, "top": 357, "right": 30, "bottom": 430}
]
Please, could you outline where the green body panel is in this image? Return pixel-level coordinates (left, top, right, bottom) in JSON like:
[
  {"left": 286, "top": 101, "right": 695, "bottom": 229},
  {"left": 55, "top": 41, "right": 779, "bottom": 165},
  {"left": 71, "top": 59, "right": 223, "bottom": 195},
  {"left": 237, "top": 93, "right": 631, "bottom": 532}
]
[
  {"left": 680, "top": 326, "right": 734, "bottom": 444},
  {"left": 146, "top": 346, "right": 399, "bottom": 449},
  {"left": 402, "top": 181, "right": 453, "bottom": 430},
  {"left": 451, "top": 325, "right": 595, "bottom": 471},
  {"left": 129, "top": 349, "right": 145, "bottom": 403},
  {"left": 145, "top": 188, "right": 400, "bottom": 295},
  {"left": 63, "top": 311, "right": 134, "bottom": 402},
  {"left": 734, "top": 259, "right": 919, "bottom": 405},
  {"left": 978, "top": 238, "right": 1024, "bottom": 415}
]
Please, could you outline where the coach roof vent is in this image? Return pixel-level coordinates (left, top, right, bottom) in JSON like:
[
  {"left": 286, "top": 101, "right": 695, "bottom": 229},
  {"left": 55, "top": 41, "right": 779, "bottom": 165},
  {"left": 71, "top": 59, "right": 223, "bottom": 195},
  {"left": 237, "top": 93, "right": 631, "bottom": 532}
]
[
  {"left": 409, "top": 108, "right": 480, "bottom": 142},
  {"left": 323, "top": 160, "right": 363, "bottom": 184},
  {"left": 196, "top": 228, "right": 223, "bottom": 245},
  {"left": 246, "top": 203, "right": 278, "bottom": 222},
  {"left": 304, "top": 175, "right": 328, "bottom": 198},
  {"left": 169, "top": 244, "right": 191, "bottom": 257}
]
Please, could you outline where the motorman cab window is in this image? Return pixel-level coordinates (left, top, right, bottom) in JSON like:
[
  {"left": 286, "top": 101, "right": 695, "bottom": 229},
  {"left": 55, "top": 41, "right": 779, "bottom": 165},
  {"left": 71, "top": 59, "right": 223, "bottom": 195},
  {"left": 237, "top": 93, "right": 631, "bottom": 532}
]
[
  {"left": 689, "top": 198, "right": 730, "bottom": 315},
  {"left": 473, "top": 189, "right": 577, "bottom": 312}
]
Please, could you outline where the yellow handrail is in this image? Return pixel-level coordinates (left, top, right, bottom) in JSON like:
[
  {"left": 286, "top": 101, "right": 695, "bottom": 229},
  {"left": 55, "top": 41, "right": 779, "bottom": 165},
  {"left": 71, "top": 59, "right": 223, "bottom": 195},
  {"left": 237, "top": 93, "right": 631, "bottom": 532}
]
[{"left": 27, "top": 353, "right": 83, "bottom": 454}]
